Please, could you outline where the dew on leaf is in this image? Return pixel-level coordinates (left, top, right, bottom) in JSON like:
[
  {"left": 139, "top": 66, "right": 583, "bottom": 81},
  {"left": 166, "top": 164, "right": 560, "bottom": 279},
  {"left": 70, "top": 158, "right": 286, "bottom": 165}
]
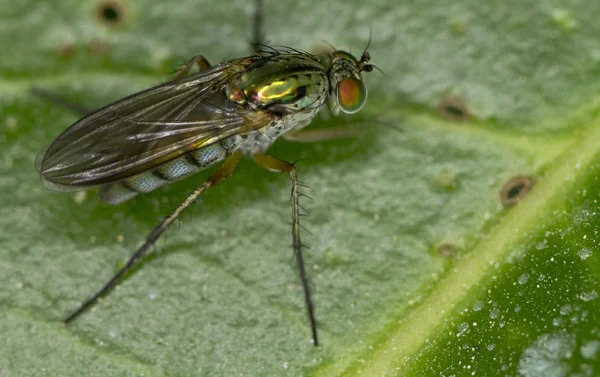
[
  {"left": 580, "top": 340, "right": 600, "bottom": 360},
  {"left": 577, "top": 248, "right": 592, "bottom": 260},
  {"left": 569, "top": 314, "right": 580, "bottom": 325},
  {"left": 489, "top": 307, "right": 500, "bottom": 319},
  {"left": 579, "top": 291, "right": 598, "bottom": 302},
  {"left": 559, "top": 304, "right": 571, "bottom": 315},
  {"left": 518, "top": 273, "right": 530, "bottom": 285},
  {"left": 518, "top": 333, "right": 575, "bottom": 377}
]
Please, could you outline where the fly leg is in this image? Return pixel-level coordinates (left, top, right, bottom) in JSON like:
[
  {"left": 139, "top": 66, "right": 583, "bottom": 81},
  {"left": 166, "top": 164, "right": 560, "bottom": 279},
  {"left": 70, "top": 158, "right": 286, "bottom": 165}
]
[
  {"left": 171, "top": 55, "right": 212, "bottom": 80},
  {"left": 30, "top": 86, "right": 93, "bottom": 116},
  {"left": 30, "top": 55, "right": 211, "bottom": 115},
  {"left": 250, "top": 0, "right": 265, "bottom": 52},
  {"left": 63, "top": 151, "right": 243, "bottom": 323},
  {"left": 253, "top": 153, "right": 319, "bottom": 346},
  {"left": 282, "top": 127, "right": 364, "bottom": 143},
  {"left": 283, "top": 117, "right": 402, "bottom": 143}
]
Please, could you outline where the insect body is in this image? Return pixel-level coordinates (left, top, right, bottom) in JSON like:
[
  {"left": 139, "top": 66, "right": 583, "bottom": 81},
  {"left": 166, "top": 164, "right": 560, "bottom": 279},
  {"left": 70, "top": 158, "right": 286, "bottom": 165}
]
[{"left": 36, "top": 46, "right": 374, "bottom": 346}]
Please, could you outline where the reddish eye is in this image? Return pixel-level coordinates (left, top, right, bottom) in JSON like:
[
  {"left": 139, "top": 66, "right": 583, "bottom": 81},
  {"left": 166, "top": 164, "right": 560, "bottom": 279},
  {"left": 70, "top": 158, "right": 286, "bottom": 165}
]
[{"left": 337, "top": 77, "right": 367, "bottom": 114}]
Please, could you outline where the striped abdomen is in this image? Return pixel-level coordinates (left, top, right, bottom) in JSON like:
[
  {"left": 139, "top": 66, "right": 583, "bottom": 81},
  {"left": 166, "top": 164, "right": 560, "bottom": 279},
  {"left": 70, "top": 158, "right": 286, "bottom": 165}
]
[{"left": 99, "top": 135, "right": 244, "bottom": 204}]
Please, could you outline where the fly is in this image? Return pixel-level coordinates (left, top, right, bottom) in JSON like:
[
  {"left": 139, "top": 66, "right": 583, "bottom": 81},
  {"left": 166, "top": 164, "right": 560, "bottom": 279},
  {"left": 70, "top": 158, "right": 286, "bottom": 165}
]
[{"left": 35, "top": 0, "right": 375, "bottom": 347}]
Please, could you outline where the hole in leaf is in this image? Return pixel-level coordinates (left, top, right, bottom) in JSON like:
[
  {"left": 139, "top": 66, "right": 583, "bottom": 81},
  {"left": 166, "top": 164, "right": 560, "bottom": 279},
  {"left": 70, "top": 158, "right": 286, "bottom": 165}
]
[
  {"left": 438, "top": 97, "right": 470, "bottom": 122},
  {"left": 96, "top": 1, "right": 126, "bottom": 26},
  {"left": 500, "top": 176, "right": 534, "bottom": 207}
]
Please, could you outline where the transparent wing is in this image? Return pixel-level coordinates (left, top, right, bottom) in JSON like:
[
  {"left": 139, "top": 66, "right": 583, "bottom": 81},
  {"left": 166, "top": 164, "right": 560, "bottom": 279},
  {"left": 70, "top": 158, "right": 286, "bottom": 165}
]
[{"left": 36, "top": 57, "right": 270, "bottom": 189}]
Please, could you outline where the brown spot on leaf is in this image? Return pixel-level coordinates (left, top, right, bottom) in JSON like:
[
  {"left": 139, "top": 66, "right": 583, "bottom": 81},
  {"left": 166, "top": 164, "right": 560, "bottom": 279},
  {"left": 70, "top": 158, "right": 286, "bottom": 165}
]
[
  {"left": 438, "top": 97, "right": 470, "bottom": 122},
  {"left": 89, "top": 39, "right": 109, "bottom": 56},
  {"left": 438, "top": 243, "right": 457, "bottom": 258},
  {"left": 57, "top": 42, "right": 75, "bottom": 58}
]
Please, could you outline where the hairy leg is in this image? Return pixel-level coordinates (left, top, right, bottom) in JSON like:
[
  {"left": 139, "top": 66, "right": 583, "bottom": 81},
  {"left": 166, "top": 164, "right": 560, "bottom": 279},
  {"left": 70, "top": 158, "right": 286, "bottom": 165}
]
[
  {"left": 254, "top": 153, "right": 319, "bottom": 346},
  {"left": 63, "top": 151, "right": 242, "bottom": 323}
]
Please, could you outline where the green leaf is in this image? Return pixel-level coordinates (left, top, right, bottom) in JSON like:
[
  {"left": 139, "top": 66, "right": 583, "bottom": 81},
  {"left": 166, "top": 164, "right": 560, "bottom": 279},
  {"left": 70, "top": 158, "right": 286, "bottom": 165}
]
[{"left": 1, "top": 0, "right": 599, "bottom": 376}]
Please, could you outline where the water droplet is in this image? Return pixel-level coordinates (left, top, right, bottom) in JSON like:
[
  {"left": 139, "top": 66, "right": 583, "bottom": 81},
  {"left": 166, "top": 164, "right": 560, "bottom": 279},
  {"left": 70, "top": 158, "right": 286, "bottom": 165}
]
[
  {"left": 487, "top": 343, "right": 496, "bottom": 351},
  {"left": 580, "top": 340, "right": 600, "bottom": 359},
  {"left": 577, "top": 248, "right": 592, "bottom": 260},
  {"left": 579, "top": 290, "right": 598, "bottom": 302},
  {"left": 515, "top": 305, "right": 521, "bottom": 313},
  {"left": 569, "top": 314, "right": 579, "bottom": 324},
  {"left": 490, "top": 307, "right": 500, "bottom": 319},
  {"left": 473, "top": 301, "right": 484, "bottom": 311},
  {"left": 458, "top": 322, "right": 469, "bottom": 335},
  {"left": 553, "top": 317, "right": 563, "bottom": 326},
  {"left": 518, "top": 333, "right": 576, "bottom": 377},
  {"left": 559, "top": 304, "right": 571, "bottom": 315},
  {"left": 518, "top": 273, "right": 530, "bottom": 285}
]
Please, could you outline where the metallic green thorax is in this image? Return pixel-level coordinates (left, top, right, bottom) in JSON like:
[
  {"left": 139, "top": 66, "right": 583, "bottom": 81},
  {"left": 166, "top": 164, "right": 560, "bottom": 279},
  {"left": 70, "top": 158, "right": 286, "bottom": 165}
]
[
  {"left": 226, "top": 53, "right": 329, "bottom": 113},
  {"left": 224, "top": 48, "right": 368, "bottom": 120},
  {"left": 227, "top": 48, "right": 371, "bottom": 153}
]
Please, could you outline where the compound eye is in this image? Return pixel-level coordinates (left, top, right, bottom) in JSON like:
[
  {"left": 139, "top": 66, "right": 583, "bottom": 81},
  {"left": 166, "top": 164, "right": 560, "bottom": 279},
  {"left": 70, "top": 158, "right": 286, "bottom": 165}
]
[{"left": 337, "top": 77, "right": 367, "bottom": 114}]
